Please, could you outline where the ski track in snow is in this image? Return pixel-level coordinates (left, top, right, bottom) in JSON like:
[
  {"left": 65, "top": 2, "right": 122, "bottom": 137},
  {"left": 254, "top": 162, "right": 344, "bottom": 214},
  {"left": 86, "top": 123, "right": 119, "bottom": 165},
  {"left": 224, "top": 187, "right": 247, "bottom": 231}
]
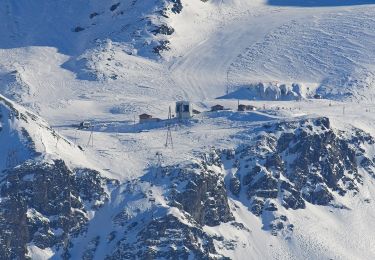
[{"left": 169, "top": 4, "right": 375, "bottom": 101}]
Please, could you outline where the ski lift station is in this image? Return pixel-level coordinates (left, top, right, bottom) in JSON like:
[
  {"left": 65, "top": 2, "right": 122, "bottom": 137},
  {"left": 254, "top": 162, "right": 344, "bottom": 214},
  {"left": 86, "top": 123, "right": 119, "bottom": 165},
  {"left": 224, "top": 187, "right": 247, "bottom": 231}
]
[
  {"left": 175, "top": 101, "right": 192, "bottom": 119},
  {"left": 79, "top": 121, "right": 91, "bottom": 129}
]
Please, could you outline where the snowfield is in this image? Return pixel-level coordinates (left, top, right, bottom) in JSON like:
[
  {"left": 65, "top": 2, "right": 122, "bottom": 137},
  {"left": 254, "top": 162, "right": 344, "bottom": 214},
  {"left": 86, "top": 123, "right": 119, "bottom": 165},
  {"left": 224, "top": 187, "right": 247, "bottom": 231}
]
[{"left": 1, "top": 0, "right": 375, "bottom": 259}]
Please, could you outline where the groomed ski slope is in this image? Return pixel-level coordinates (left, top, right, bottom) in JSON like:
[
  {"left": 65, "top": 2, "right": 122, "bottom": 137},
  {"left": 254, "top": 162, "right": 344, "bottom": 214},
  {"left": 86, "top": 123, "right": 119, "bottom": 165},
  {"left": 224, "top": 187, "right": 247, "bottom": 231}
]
[
  {"left": 1, "top": 0, "right": 375, "bottom": 110},
  {"left": 167, "top": 0, "right": 375, "bottom": 101}
]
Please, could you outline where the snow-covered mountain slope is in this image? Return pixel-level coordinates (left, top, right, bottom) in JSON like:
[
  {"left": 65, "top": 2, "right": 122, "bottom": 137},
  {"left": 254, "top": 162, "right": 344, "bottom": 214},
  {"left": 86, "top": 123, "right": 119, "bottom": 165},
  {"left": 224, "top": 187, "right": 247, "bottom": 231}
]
[
  {"left": 1, "top": 0, "right": 374, "bottom": 108},
  {"left": 2, "top": 0, "right": 375, "bottom": 259},
  {"left": 0, "top": 95, "right": 119, "bottom": 259},
  {"left": 169, "top": 2, "right": 375, "bottom": 101},
  {"left": 228, "top": 7, "right": 375, "bottom": 101},
  {"left": 0, "top": 0, "right": 183, "bottom": 57},
  {"left": 3, "top": 92, "right": 375, "bottom": 259},
  {"left": 0, "top": 94, "right": 90, "bottom": 171}
]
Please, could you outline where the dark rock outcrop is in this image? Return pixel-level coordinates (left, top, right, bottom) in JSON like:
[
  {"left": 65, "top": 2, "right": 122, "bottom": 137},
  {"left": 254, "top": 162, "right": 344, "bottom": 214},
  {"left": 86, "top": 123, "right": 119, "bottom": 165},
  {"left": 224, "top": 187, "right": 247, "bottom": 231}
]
[
  {"left": 170, "top": 0, "right": 183, "bottom": 14},
  {"left": 105, "top": 151, "right": 236, "bottom": 259},
  {"left": 3, "top": 108, "right": 374, "bottom": 258},
  {"left": 152, "top": 24, "right": 175, "bottom": 35},
  {"left": 0, "top": 160, "right": 115, "bottom": 259},
  {"left": 108, "top": 213, "right": 229, "bottom": 260},
  {"left": 221, "top": 117, "right": 374, "bottom": 234},
  {"left": 165, "top": 152, "right": 234, "bottom": 226},
  {"left": 234, "top": 118, "right": 373, "bottom": 216}
]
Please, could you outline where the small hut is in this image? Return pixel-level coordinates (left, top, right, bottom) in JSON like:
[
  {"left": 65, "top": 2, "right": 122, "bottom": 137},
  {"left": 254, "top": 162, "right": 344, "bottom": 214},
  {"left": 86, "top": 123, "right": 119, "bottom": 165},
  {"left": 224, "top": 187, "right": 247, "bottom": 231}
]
[
  {"left": 139, "top": 113, "right": 156, "bottom": 123},
  {"left": 211, "top": 104, "right": 224, "bottom": 112},
  {"left": 139, "top": 113, "right": 161, "bottom": 123},
  {"left": 79, "top": 121, "right": 91, "bottom": 129}
]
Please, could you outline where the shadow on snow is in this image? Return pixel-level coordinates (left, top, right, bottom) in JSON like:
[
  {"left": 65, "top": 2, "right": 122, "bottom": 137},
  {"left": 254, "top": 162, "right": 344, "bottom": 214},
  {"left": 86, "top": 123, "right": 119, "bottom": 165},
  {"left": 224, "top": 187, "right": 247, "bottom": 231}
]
[{"left": 267, "top": 0, "right": 375, "bottom": 7}]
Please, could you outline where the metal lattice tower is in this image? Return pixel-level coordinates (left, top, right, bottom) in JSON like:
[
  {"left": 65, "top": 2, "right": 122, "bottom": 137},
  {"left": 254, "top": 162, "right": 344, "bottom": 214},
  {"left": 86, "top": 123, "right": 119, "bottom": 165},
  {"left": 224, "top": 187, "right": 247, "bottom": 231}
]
[{"left": 165, "top": 106, "right": 173, "bottom": 149}]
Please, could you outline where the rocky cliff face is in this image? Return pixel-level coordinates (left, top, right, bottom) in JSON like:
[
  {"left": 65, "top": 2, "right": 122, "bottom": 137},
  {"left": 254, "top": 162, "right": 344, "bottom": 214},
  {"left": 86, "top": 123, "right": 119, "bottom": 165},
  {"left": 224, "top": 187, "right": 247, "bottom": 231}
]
[
  {"left": 167, "top": 153, "right": 234, "bottom": 226},
  {"left": 0, "top": 160, "right": 116, "bottom": 259},
  {"left": 105, "top": 155, "right": 236, "bottom": 259},
  {"left": 109, "top": 213, "right": 228, "bottom": 260},
  {"left": 108, "top": 118, "right": 375, "bottom": 259},
  {"left": 103, "top": 117, "right": 375, "bottom": 257},
  {"left": 0, "top": 95, "right": 117, "bottom": 259},
  {"left": 226, "top": 117, "right": 375, "bottom": 235}
]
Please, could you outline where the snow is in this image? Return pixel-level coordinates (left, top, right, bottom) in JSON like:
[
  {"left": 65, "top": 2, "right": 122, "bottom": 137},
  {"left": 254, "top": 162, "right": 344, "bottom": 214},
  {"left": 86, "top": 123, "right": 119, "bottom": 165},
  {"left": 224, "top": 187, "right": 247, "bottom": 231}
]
[
  {"left": 27, "top": 244, "right": 54, "bottom": 260},
  {"left": 1, "top": 0, "right": 375, "bottom": 259}
]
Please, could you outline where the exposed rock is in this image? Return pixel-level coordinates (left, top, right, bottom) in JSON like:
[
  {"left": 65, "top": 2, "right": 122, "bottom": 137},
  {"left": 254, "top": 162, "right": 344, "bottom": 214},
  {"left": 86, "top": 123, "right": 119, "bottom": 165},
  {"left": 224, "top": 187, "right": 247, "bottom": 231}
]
[
  {"left": 73, "top": 26, "right": 85, "bottom": 32},
  {"left": 220, "top": 117, "right": 374, "bottom": 234},
  {"left": 152, "top": 24, "right": 175, "bottom": 35},
  {"left": 170, "top": 0, "right": 183, "bottom": 14},
  {"left": 165, "top": 151, "right": 234, "bottom": 226},
  {"left": 104, "top": 150, "right": 237, "bottom": 258},
  {"left": 110, "top": 3, "right": 120, "bottom": 12},
  {"left": 229, "top": 175, "right": 241, "bottom": 196},
  {"left": 108, "top": 213, "right": 229, "bottom": 260},
  {"left": 153, "top": 40, "right": 171, "bottom": 55},
  {"left": 0, "top": 160, "right": 114, "bottom": 259},
  {"left": 3, "top": 97, "right": 375, "bottom": 258}
]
